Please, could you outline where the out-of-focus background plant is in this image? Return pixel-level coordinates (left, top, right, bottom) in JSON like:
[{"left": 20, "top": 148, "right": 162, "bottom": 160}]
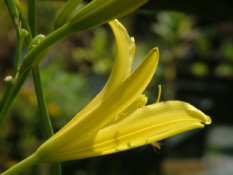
[{"left": 0, "top": 0, "right": 232, "bottom": 175}]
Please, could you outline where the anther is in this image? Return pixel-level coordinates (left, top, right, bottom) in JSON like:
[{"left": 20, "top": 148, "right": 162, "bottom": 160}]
[
  {"left": 151, "top": 142, "right": 161, "bottom": 153},
  {"left": 137, "top": 103, "right": 144, "bottom": 109},
  {"left": 117, "top": 112, "right": 128, "bottom": 119}
]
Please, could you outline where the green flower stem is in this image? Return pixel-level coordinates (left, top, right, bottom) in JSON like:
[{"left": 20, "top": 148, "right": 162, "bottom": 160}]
[
  {"left": 32, "top": 66, "right": 54, "bottom": 137},
  {"left": 14, "top": 30, "right": 22, "bottom": 78},
  {"left": 28, "top": 0, "right": 62, "bottom": 174},
  {"left": 52, "top": 162, "right": 62, "bottom": 175},
  {"left": 4, "top": 0, "right": 27, "bottom": 78},
  {"left": 14, "top": 0, "right": 32, "bottom": 43},
  {"left": 0, "top": 77, "right": 13, "bottom": 116},
  {"left": 0, "top": 69, "right": 30, "bottom": 125},
  {"left": 31, "top": 66, "right": 62, "bottom": 174},
  {"left": 14, "top": 29, "right": 28, "bottom": 79},
  {"left": 19, "top": 23, "right": 72, "bottom": 75},
  {"left": 0, "top": 23, "right": 72, "bottom": 125},
  {"left": 28, "top": 0, "right": 37, "bottom": 37},
  {"left": 1, "top": 153, "right": 40, "bottom": 175},
  {"left": 32, "top": 67, "right": 62, "bottom": 175},
  {"left": 4, "top": 0, "right": 19, "bottom": 29}
]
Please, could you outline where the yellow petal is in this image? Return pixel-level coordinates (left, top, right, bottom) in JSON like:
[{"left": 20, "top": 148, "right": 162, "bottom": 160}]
[
  {"left": 59, "top": 20, "right": 135, "bottom": 133},
  {"left": 46, "top": 101, "right": 210, "bottom": 161},
  {"left": 106, "top": 94, "right": 148, "bottom": 127},
  {"left": 105, "top": 20, "right": 135, "bottom": 95},
  {"left": 94, "top": 101, "right": 211, "bottom": 155},
  {"left": 69, "top": 48, "right": 158, "bottom": 134},
  {"left": 79, "top": 20, "right": 135, "bottom": 115},
  {"left": 36, "top": 48, "right": 159, "bottom": 162}
]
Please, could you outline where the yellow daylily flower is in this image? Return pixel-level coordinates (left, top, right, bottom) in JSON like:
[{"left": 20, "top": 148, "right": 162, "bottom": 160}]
[
  {"left": 35, "top": 20, "right": 211, "bottom": 162},
  {"left": 1, "top": 20, "right": 211, "bottom": 175}
]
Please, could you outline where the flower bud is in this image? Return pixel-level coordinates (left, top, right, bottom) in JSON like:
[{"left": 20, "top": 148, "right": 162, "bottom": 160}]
[{"left": 69, "top": 0, "right": 149, "bottom": 32}]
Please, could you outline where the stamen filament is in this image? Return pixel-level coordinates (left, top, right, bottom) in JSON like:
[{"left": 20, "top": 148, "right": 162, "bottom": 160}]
[{"left": 156, "top": 85, "right": 161, "bottom": 103}]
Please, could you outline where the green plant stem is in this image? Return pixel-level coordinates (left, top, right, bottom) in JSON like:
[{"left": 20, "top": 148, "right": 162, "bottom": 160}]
[
  {"left": 28, "top": 0, "right": 62, "bottom": 174},
  {"left": 52, "top": 163, "right": 62, "bottom": 175},
  {"left": 0, "top": 23, "right": 72, "bottom": 125},
  {"left": 31, "top": 66, "right": 62, "bottom": 175},
  {"left": 14, "top": 30, "right": 22, "bottom": 78},
  {"left": 28, "top": 0, "right": 37, "bottom": 37},
  {"left": 14, "top": 0, "right": 32, "bottom": 43},
  {"left": 1, "top": 153, "right": 40, "bottom": 175},
  {"left": 4, "top": 0, "right": 19, "bottom": 29},
  {"left": 32, "top": 66, "right": 54, "bottom": 137},
  {"left": 0, "top": 77, "right": 13, "bottom": 114},
  {"left": 20, "top": 23, "right": 72, "bottom": 74},
  {"left": 14, "top": 29, "right": 28, "bottom": 79},
  {"left": 0, "top": 69, "right": 30, "bottom": 124},
  {"left": 32, "top": 62, "right": 62, "bottom": 175}
]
